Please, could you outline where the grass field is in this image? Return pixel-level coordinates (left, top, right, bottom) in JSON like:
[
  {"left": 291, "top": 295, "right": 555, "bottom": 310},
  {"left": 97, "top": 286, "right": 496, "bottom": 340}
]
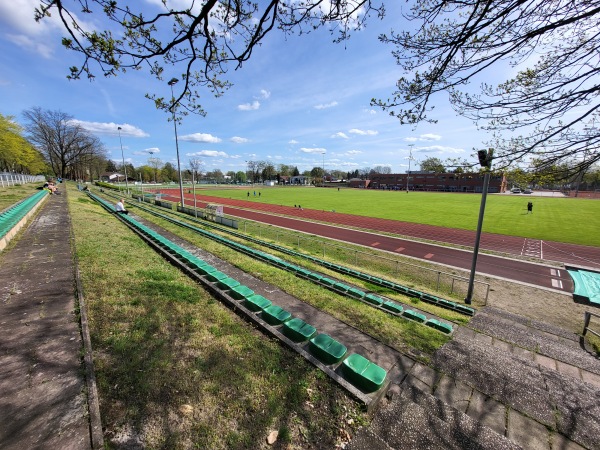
[{"left": 186, "top": 186, "right": 600, "bottom": 247}]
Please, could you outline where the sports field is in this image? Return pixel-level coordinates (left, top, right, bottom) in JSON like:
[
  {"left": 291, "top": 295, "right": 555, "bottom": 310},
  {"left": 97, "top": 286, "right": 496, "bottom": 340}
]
[{"left": 188, "top": 186, "right": 600, "bottom": 247}]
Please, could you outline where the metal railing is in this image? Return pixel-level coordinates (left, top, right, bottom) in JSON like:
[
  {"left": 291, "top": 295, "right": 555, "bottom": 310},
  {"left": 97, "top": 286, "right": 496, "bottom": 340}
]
[
  {"left": 245, "top": 221, "right": 490, "bottom": 305},
  {"left": 583, "top": 311, "right": 600, "bottom": 338},
  {"left": 0, "top": 173, "right": 46, "bottom": 187}
]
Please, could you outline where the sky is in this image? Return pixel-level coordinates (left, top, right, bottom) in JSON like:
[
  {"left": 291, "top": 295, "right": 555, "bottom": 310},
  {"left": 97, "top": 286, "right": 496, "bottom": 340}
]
[{"left": 0, "top": 1, "right": 496, "bottom": 176}]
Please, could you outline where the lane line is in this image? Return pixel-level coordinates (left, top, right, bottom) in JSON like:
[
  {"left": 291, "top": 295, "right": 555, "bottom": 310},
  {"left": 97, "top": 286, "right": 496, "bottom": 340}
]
[{"left": 424, "top": 253, "right": 434, "bottom": 259}]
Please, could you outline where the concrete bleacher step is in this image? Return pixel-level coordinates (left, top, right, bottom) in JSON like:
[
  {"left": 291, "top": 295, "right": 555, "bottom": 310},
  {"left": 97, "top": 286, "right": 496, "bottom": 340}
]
[
  {"left": 467, "top": 307, "right": 600, "bottom": 376},
  {"left": 348, "top": 383, "right": 520, "bottom": 450}
]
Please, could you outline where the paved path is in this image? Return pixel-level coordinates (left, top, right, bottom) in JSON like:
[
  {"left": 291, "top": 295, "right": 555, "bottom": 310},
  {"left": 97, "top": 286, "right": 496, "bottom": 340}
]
[{"left": 0, "top": 193, "right": 93, "bottom": 450}]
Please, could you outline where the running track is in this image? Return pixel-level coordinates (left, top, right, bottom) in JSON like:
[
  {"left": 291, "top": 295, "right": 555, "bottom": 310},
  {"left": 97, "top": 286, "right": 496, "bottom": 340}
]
[{"left": 159, "top": 190, "right": 600, "bottom": 293}]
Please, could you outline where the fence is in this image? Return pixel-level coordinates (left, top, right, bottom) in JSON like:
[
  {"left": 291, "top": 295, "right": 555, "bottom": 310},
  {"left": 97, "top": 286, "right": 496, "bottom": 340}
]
[
  {"left": 583, "top": 311, "right": 600, "bottom": 338},
  {"left": 0, "top": 173, "right": 46, "bottom": 187},
  {"left": 242, "top": 220, "right": 490, "bottom": 305}
]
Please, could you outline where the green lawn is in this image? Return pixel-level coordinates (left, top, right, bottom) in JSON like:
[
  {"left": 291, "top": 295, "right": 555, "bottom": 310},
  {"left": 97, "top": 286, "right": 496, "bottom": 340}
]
[{"left": 186, "top": 186, "right": 600, "bottom": 247}]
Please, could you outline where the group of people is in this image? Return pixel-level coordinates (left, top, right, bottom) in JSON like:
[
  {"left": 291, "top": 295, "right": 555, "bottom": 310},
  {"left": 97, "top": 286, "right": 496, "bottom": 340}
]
[{"left": 43, "top": 180, "right": 60, "bottom": 194}]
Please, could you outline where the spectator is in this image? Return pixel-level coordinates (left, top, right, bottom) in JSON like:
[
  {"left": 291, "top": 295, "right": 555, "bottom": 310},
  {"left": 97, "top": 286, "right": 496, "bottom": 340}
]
[{"left": 115, "top": 198, "right": 129, "bottom": 215}]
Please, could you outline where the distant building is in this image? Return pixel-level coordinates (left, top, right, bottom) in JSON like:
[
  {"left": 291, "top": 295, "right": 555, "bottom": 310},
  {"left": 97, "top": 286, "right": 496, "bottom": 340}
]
[
  {"left": 367, "top": 171, "right": 507, "bottom": 193},
  {"left": 99, "top": 172, "right": 132, "bottom": 182},
  {"left": 348, "top": 178, "right": 370, "bottom": 188}
]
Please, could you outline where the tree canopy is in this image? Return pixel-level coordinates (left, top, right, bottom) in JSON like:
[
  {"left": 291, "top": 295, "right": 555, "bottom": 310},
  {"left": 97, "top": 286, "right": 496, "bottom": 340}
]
[
  {"left": 420, "top": 157, "right": 445, "bottom": 173},
  {"left": 23, "top": 107, "right": 107, "bottom": 178},
  {"left": 371, "top": 0, "right": 600, "bottom": 177},
  {"left": 36, "top": 0, "right": 383, "bottom": 115},
  {"left": 0, "top": 113, "right": 47, "bottom": 174}
]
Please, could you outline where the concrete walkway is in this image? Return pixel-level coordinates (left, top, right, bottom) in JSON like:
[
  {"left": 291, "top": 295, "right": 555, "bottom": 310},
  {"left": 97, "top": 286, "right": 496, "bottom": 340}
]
[{"left": 0, "top": 193, "right": 94, "bottom": 449}]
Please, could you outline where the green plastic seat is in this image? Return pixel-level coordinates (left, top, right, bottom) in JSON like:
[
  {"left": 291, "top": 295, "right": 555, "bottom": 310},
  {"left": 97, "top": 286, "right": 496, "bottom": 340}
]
[
  {"left": 454, "top": 304, "right": 475, "bottom": 316},
  {"left": 347, "top": 287, "right": 365, "bottom": 299},
  {"left": 382, "top": 301, "right": 403, "bottom": 314},
  {"left": 308, "top": 272, "right": 324, "bottom": 281},
  {"left": 364, "top": 293, "right": 384, "bottom": 306},
  {"left": 309, "top": 333, "right": 347, "bottom": 364},
  {"left": 402, "top": 309, "right": 427, "bottom": 323},
  {"left": 282, "top": 318, "right": 317, "bottom": 342},
  {"left": 193, "top": 263, "right": 217, "bottom": 275},
  {"left": 320, "top": 277, "right": 336, "bottom": 287},
  {"left": 230, "top": 285, "right": 255, "bottom": 300},
  {"left": 341, "top": 353, "right": 387, "bottom": 393},
  {"left": 244, "top": 294, "right": 272, "bottom": 311},
  {"left": 205, "top": 270, "right": 229, "bottom": 282},
  {"left": 262, "top": 305, "right": 292, "bottom": 325},
  {"left": 425, "top": 319, "right": 453, "bottom": 334},
  {"left": 334, "top": 282, "right": 351, "bottom": 293},
  {"left": 216, "top": 277, "right": 241, "bottom": 291}
]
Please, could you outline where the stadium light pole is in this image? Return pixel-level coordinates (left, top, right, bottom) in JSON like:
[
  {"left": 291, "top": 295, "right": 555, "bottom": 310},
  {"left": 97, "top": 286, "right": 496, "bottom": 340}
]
[
  {"left": 406, "top": 144, "right": 414, "bottom": 193},
  {"left": 322, "top": 151, "right": 326, "bottom": 187},
  {"left": 465, "top": 149, "right": 494, "bottom": 305},
  {"left": 117, "top": 126, "right": 129, "bottom": 195},
  {"left": 168, "top": 78, "right": 185, "bottom": 208}
]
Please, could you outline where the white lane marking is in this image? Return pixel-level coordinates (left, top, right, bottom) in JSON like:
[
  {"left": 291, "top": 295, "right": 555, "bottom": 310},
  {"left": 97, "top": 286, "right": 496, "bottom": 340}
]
[{"left": 551, "top": 279, "right": 563, "bottom": 289}]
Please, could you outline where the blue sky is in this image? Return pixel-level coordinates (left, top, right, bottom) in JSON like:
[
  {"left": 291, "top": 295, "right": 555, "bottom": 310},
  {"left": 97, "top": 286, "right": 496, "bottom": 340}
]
[{"left": 0, "top": 1, "right": 490, "bottom": 176}]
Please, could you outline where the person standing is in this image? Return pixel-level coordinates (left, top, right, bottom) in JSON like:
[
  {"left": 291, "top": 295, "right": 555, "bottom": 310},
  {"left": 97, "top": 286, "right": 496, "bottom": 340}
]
[{"left": 527, "top": 201, "right": 533, "bottom": 214}]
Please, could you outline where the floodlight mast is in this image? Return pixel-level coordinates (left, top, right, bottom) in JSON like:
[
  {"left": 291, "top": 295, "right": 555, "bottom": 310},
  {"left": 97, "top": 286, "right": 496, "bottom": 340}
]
[
  {"left": 465, "top": 149, "right": 494, "bottom": 305},
  {"left": 117, "top": 126, "right": 129, "bottom": 195},
  {"left": 168, "top": 77, "right": 185, "bottom": 208}
]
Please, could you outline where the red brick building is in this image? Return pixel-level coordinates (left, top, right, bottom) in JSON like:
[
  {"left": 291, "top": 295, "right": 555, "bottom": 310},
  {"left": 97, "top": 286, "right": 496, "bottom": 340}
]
[{"left": 368, "top": 171, "right": 507, "bottom": 193}]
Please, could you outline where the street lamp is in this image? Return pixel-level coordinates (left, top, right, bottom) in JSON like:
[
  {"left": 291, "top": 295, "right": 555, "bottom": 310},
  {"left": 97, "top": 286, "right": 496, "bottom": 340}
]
[
  {"left": 465, "top": 148, "right": 494, "bottom": 304},
  {"left": 117, "top": 126, "right": 129, "bottom": 195},
  {"left": 322, "top": 151, "right": 326, "bottom": 187},
  {"left": 406, "top": 144, "right": 414, "bottom": 193},
  {"left": 168, "top": 77, "right": 185, "bottom": 208}
]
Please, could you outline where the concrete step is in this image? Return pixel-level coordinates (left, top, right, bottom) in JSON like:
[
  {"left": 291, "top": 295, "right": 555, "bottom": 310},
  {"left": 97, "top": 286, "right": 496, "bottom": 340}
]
[
  {"left": 465, "top": 307, "right": 600, "bottom": 377},
  {"left": 434, "top": 329, "right": 600, "bottom": 449},
  {"left": 348, "top": 383, "right": 520, "bottom": 450}
]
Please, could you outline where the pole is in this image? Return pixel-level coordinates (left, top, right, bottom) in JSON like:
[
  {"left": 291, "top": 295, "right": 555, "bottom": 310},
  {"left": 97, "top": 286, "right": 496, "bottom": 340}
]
[
  {"left": 169, "top": 78, "right": 185, "bottom": 207},
  {"left": 322, "top": 152, "right": 325, "bottom": 187},
  {"left": 465, "top": 171, "right": 491, "bottom": 304},
  {"left": 406, "top": 144, "right": 413, "bottom": 193},
  {"left": 117, "top": 127, "right": 129, "bottom": 195},
  {"left": 193, "top": 170, "right": 198, "bottom": 218}
]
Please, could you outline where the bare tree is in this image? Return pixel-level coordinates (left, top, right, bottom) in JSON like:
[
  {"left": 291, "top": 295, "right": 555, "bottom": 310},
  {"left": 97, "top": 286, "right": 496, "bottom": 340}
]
[
  {"left": 36, "top": 1, "right": 384, "bottom": 115},
  {"left": 371, "top": 0, "right": 600, "bottom": 178},
  {"left": 23, "top": 107, "right": 106, "bottom": 178}
]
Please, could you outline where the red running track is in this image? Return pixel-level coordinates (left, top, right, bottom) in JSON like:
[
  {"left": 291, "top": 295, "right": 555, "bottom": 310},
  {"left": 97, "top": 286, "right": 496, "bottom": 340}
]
[{"left": 159, "top": 190, "right": 600, "bottom": 293}]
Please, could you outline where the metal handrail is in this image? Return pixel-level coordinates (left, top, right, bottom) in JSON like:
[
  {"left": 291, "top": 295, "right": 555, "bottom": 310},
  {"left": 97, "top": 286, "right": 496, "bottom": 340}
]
[{"left": 583, "top": 311, "right": 600, "bottom": 338}]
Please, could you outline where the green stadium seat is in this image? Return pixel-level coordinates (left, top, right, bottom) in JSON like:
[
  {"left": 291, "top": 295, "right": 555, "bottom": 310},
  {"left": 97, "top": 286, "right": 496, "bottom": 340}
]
[
  {"left": 261, "top": 305, "right": 292, "bottom": 325},
  {"left": 282, "top": 318, "right": 317, "bottom": 342},
  {"left": 402, "top": 309, "right": 427, "bottom": 323},
  {"left": 454, "top": 304, "right": 475, "bottom": 315},
  {"left": 244, "top": 294, "right": 272, "bottom": 311},
  {"left": 308, "top": 272, "right": 324, "bottom": 281},
  {"left": 425, "top": 319, "right": 453, "bottom": 334},
  {"left": 341, "top": 353, "right": 387, "bottom": 393},
  {"left": 205, "top": 270, "right": 229, "bottom": 282},
  {"left": 229, "top": 285, "right": 255, "bottom": 300},
  {"left": 309, "top": 333, "right": 347, "bottom": 364},
  {"left": 382, "top": 301, "right": 403, "bottom": 314},
  {"left": 320, "top": 277, "right": 336, "bottom": 287},
  {"left": 346, "top": 287, "right": 365, "bottom": 299},
  {"left": 216, "top": 277, "right": 241, "bottom": 291},
  {"left": 333, "top": 282, "right": 351, "bottom": 292},
  {"left": 364, "top": 293, "right": 384, "bottom": 306}
]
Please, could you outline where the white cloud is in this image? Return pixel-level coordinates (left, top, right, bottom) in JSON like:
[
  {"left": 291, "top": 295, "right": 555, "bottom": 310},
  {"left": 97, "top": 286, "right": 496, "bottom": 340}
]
[
  {"left": 405, "top": 134, "right": 443, "bottom": 142},
  {"left": 314, "top": 101, "right": 338, "bottom": 110},
  {"left": 347, "top": 150, "right": 362, "bottom": 155},
  {"left": 363, "top": 109, "right": 377, "bottom": 115},
  {"left": 230, "top": 136, "right": 249, "bottom": 144},
  {"left": 180, "top": 133, "right": 222, "bottom": 143},
  {"left": 349, "top": 128, "right": 378, "bottom": 136},
  {"left": 139, "top": 148, "right": 160, "bottom": 155},
  {"left": 187, "top": 150, "right": 229, "bottom": 158},
  {"left": 331, "top": 132, "right": 349, "bottom": 139},
  {"left": 6, "top": 34, "right": 54, "bottom": 59},
  {"left": 238, "top": 100, "right": 260, "bottom": 111},
  {"left": 68, "top": 120, "right": 150, "bottom": 137},
  {"left": 416, "top": 145, "right": 465, "bottom": 154},
  {"left": 288, "top": 140, "right": 299, "bottom": 145},
  {"left": 300, "top": 147, "right": 327, "bottom": 154},
  {"left": 420, "top": 133, "right": 442, "bottom": 141},
  {"left": 259, "top": 89, "right": 271, "bottom": 99}
]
